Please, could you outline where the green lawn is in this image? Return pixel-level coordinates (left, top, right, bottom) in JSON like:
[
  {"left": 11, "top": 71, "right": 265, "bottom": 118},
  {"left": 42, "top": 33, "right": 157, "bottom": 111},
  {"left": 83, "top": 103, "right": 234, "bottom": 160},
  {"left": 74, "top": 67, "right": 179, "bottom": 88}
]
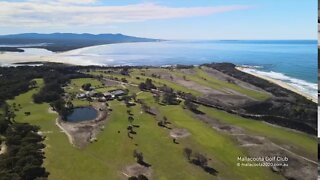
[
  {"left": 89, "top": 70, "right": 202, "bottom": 96},
  {"left": 65, "top": 78, "right": 104, "bottom": 94},
  {"left": 5, "top": 78, "right": 285, "bottom": 180},
  {"left": 200, "top": 106, "right": 317, "bottom": 159},
  {"left": 134, "top": 92, "right": 281, "bottom": 180},
  {"left": 168, "top": 68, "right": 270, "bottom": 101}
]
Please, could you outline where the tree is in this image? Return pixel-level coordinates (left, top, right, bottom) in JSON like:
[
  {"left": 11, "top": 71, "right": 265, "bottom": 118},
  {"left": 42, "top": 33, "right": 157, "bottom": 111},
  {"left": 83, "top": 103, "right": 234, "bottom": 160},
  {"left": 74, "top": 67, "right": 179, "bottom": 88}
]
[
  {"left": 137, "top": 174, "right": 148, "bottom": 180},
  {"left": 81, "top": 83, "right": 92, "bottom": 91},
  {"left": 127, "top": 125, "right": 134, "bottom": 134},
  {"left": 145, "top": 78, "right": 156, "bottom": 90},
  {"left": 128, "top": 116, "right": 134, "bottom": 124},
  {"left": 133, "top": 150, "right": 144, "bottom": 164},
  {"left": 120, "top": 67, "right": 130, "bottom": 76},
  {"left": 162, "top": 92, "right": 179, "bottom": 105},
  {"left": 184, "top": 100, "right": 199, "bottom": 112},
  {"left": 139, "top": 83, "right": 147, "bottom": 91},
  {"left": 194, "top": 153, "right": 208, "bottom": 167},
  {"left": 183, "top": 148, "right": 192, "bottom": 161}
]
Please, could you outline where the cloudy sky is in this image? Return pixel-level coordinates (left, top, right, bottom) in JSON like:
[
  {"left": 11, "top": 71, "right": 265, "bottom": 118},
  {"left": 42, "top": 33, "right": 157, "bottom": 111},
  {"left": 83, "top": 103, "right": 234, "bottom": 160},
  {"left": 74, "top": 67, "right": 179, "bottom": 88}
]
[{"left": 0, "top": 0, "right": 316, "bottom": 39}]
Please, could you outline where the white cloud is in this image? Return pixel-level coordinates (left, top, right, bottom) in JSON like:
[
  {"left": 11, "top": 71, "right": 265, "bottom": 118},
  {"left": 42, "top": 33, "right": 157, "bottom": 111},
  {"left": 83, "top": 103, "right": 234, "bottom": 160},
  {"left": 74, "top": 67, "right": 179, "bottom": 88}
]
[{"left": 0, "top": 1, "right": 251, "bottom": 28}]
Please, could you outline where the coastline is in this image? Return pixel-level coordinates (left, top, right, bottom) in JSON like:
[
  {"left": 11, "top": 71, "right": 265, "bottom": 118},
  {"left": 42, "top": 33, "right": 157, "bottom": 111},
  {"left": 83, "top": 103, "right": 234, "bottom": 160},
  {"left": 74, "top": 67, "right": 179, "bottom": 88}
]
[{"left": 236, "top": 67, "right": 317, "bottom": 103}]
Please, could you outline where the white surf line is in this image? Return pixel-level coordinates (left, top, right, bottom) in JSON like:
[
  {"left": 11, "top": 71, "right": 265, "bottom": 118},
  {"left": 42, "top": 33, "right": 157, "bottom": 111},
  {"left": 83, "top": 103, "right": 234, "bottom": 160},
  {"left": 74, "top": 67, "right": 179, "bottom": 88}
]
[
  {"left": 55, "top": 118, "right": 74, "bottom": 146},
  {"left": 236, "top": 67, "right": 317, "bottom": 103}
]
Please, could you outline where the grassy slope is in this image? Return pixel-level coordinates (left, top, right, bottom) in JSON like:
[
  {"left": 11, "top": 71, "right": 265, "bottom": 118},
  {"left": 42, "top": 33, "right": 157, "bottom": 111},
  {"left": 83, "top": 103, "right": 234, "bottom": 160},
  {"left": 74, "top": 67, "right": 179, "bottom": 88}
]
[
  {"left": 167, "top": 68, "right": 270, "bottom": 101},
  {"left": 200, "top": 106, "right": 317, "bottom": 159},
  {"left": 89, "top": 70, "right": 201, "bottom": 96},
  {"left": 194, "top": 68, "right": 271, "bottom": 100},
  {"left": 4, "top": 78, "right": 213, "bottom": 179},
  {"left": 65, "top": 77, "right": 125, "bottom": 94},
  {"left": 8, "top": 76, "right": 317, "bottom": 179},
  {"left": 138, "top": 92, "right": 282, "bottom": 180},
  {"left": 6, "top": 76, "right": 312, "bottom": 180}
]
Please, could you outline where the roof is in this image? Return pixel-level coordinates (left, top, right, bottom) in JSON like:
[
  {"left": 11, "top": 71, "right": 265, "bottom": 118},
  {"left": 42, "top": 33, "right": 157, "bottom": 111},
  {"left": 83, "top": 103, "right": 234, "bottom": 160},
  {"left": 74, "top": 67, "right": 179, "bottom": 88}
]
[{"left": 110, "top": 89, "right": 125, "bottom": 96}]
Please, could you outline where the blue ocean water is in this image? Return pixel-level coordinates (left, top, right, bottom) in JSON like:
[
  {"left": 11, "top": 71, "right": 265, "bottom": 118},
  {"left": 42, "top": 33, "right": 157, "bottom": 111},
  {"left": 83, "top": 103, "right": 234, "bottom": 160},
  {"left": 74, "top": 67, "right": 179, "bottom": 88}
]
[
  {"left": 74, "top": 40, "right": 317, "bottom": 83},
  {"left": 1, "top": 40, "right": 317, "bottom": 98}
]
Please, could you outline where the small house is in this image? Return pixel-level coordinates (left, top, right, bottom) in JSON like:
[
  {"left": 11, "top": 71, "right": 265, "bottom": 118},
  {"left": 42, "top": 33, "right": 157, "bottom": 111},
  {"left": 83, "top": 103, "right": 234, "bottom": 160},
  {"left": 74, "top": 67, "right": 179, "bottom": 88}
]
[{"left": 76, "top": 93, "right": 86, "bottom": 99}]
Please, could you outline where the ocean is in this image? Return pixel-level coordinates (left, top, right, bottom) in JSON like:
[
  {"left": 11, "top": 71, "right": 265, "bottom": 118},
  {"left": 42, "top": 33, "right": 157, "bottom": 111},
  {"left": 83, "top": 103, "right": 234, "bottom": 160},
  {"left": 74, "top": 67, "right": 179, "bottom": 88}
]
[{"left": 0, "top": 40, "right": 317, "bottom": 98}]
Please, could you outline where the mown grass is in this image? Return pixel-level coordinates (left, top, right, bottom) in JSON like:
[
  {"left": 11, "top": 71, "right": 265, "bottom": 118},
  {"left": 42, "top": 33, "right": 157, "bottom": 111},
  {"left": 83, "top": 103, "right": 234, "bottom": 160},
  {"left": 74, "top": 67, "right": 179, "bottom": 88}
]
[
  {"left": 200, "top": 106, "right": 317, "bottom": 159},
  {"left": 4, "top": 78, "right": 214, "bottom": 179},
  {"left": 7, "top": 77, "right": 309, "bottom": 180},
  {"left": 167, "top": 68, "right": 270, "bottom": 101},
  {"left": 137, "top": 92, "right": 283, "bottom": 179},
  {"left": 89, "top": 70, "right": 202, "bottom": 96},
  {"left": 64, "top": 78, "right": 104, "bottom": 94}
]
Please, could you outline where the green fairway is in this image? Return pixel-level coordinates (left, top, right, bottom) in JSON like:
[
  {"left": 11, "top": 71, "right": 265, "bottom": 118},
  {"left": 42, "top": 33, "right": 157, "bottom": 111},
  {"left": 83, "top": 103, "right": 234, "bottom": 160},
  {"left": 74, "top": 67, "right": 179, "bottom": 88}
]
[
  {"left": 89, "top": 69, "right": 202, "bottom": 96},
  {"left": 168, "top": 68, "right": 270, "bottom": 101},
  {"left": 200, "top": 106, "right": 317, "bottom": 159},
  {"left": 65, "top": 78, "right": 105, "bottom": 94},
  {"left": 5, "top": 77, "right": 285, "bottom": 180}
]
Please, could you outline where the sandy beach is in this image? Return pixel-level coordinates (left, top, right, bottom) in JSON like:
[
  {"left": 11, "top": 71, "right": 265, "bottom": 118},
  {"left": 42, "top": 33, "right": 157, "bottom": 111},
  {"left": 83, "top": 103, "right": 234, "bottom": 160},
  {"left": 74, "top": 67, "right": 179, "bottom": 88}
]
[{"left": 236, "top": 67, "right": 317, "bottom": 103}]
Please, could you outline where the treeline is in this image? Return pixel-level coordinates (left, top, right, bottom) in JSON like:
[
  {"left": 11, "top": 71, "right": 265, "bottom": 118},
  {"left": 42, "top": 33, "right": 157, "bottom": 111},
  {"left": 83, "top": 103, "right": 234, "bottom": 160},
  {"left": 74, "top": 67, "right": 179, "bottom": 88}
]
[
  {"left": 0, "top": 119, "right": 48, "bottom": 179},
  {"left": 0, "top": 64, "right": 88, "bottom": 179},
  {"left": 204, "top": 63, "right": 317, "bottom": 135}
]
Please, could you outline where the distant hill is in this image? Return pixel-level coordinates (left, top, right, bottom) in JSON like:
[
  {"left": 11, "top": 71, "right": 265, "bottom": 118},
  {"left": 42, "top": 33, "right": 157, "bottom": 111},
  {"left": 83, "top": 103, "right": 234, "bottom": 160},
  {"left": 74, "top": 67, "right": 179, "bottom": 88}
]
[{"left": 0, "top": 33, "right": 160, "bottom": 52}]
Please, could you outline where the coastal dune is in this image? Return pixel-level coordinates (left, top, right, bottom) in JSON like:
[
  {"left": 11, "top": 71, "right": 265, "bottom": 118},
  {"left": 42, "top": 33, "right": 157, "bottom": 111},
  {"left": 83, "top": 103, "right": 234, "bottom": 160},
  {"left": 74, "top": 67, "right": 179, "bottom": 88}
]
[{"left": 236, "top": 67, "right": 317, "bottom": 103}]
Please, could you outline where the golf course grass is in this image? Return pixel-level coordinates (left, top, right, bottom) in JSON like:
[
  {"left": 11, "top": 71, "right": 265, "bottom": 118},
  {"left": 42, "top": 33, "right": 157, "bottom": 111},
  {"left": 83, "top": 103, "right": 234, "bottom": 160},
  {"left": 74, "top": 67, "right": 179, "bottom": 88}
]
[
  {"left": 200, "top": 106, "right": 317, "bottom": 159},
  {"left": 5, "top": 77, "right": 287, "bottom": 180}
]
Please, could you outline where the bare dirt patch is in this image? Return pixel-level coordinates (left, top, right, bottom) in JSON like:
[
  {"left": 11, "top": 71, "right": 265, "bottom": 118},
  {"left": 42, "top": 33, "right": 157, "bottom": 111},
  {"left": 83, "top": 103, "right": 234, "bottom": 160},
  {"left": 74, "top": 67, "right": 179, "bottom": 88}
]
[
  {"left": 56, "top": 103, "right": 108, "bottom": 148},
  {"left": 170, "top": 128, "right": 191, "bottom": 139},
  {"left": 122, "top": 164, "right": 152, "bottom": 178},
  {"left": 102, "top": 79, "right": 121, "bottom": 86}
]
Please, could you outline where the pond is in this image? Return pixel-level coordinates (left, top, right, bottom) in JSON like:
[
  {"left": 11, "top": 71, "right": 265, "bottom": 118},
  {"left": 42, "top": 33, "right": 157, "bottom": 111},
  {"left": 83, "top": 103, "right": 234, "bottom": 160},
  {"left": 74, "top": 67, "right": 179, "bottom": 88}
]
[{"left": 66, "top": 107, "right": 98, "bottom": 122}]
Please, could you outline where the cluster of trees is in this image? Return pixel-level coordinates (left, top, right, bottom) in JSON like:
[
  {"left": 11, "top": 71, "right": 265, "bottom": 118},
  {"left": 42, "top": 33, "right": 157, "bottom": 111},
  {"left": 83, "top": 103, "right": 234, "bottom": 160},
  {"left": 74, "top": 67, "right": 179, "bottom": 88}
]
[
  {"left": 157, "top": 85, "right": 180, "bottom": 105},
  {"left": 183, "top": 148, "right": 217, "bottom": 176},
  {"left": 0, "top": 66, "right": 44, "bottom": 105},
  {"left": 162, "top": 91, "right": 180, "bottom": 105},
  {"left": 0, "top": 108, "right": 48, "bottom": 179},
  {"left": 139, "top": 79, "right": 156, "bottom": 91},
  {"left": 0, "top": 64, "right": 91, "bottom": 179}
]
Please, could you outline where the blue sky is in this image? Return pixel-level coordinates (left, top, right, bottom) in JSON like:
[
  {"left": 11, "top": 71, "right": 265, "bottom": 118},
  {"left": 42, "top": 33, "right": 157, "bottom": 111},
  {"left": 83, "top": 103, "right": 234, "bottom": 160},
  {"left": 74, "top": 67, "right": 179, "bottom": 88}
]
[{"left": 0, "top": 0, "right": 316, "bottom": 40}]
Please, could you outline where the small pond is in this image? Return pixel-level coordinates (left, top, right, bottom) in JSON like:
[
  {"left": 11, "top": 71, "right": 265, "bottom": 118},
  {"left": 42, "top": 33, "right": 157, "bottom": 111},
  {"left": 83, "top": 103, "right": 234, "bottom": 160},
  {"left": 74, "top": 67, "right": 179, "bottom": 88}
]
[{"left": 66, "top": 107, "right": 98, "bottom": 122}]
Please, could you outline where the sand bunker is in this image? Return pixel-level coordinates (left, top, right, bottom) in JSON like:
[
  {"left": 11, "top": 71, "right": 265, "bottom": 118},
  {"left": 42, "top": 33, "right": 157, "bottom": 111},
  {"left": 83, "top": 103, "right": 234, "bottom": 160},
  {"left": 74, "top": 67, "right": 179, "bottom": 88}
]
[
  {"left": 169, "top": 128, "right": 191, "bottom": 139},
  {"left": 123, "top": 164, "right": 152, "bottom": 178}
]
